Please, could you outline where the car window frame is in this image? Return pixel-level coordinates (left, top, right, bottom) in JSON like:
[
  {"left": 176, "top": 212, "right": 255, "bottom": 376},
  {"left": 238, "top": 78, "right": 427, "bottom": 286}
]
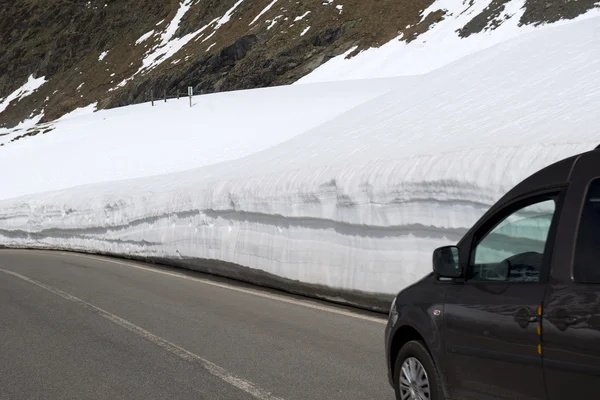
[
  {"left": 572, "top": 177, "right": 600, "bottom": 284},
  {"left": 465, "top": 189, "right": 566, "bottom": 285}
]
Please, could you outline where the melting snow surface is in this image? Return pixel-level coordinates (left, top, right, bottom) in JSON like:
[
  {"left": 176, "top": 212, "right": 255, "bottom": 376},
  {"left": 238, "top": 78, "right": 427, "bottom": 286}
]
[
  {"left": 201, "top": 31, "right": 217, "bottom": 43},
  {"left": 1, "top": 17, "right": 599, "bottom": 295},
  {"left": 135, "top": 30, "right": 155, "bottom": 45},
  {"left": 161, "top": 0, "right": 194, "bottom": 44},
  {"left": 138, "top": 0, "right": 201, "bottom": 71},
  {"left": 136, "top": 0, "right": 243, "bottom": 73},
  {"left": 98, "top": 51, "right": 109, "bottom": 61},
  {"left": 301, "top": 26, "right": 310, "bottom": 36},
  {"left": 250, "top": 0, "right": 279, "bottom": 25},
  {"left": 14, "top": 112, "right": 45, "bottom": 131},
  {"left": 294, "top": 11, "right": 311, "bottom": 22},
  {"left": 215, "top": 0, "right": 245, "bottom": 28},
  {"left": 267, "top": 16, "right": 282, "bottom": 30},
  {"left": 0, "top": 75, "right": 47, "bottom": 114}
]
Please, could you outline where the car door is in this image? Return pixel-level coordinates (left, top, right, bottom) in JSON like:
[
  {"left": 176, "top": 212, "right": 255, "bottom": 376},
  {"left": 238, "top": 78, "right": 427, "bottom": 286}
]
[
  {"left": 543, "top": 152, "right": 600, "bottom": 399},
  {"left": 443, "top": 192, "right": 563, "bottom": 400}
]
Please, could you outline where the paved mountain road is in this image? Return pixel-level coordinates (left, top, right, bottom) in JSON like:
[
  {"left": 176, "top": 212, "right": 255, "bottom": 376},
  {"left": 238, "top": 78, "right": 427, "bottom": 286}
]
[{"left": 0, "top": 250, "right": 393, "bottom": 400}]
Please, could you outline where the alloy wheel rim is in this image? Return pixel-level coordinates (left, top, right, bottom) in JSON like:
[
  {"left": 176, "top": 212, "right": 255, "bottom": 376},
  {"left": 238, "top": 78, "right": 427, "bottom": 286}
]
[{"left": 399, "top": 357, "right": 430, "bottom": 400}]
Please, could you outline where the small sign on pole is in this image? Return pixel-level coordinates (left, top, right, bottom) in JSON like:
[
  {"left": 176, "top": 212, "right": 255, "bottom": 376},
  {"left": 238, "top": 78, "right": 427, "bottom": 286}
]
[
  {"left": 151, "top": 89, "right": 154, "bottom": 107},
  {"left": 188, "top": 86, "right": 193, "bottom": 107}
]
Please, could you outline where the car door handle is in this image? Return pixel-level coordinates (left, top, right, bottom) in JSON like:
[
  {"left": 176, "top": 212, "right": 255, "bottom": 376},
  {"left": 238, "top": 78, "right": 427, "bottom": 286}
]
[{"left": 515, "top": 308, "right": 539, "bottom": 328}]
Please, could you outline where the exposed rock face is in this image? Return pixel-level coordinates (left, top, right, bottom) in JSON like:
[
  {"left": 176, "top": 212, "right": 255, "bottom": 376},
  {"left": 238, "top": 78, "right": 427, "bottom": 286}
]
[
  {"left": 459, "top": 0, "right": 598, "bottom": 37},
  {"left": 1, "top": 0, "right": 598, "bottom": 127},
  {"left": 0, "top": 0, "right": 173, "bottom": 125},
  {"left": 520, "top": 0, "right": 599, "bottom": 25}
]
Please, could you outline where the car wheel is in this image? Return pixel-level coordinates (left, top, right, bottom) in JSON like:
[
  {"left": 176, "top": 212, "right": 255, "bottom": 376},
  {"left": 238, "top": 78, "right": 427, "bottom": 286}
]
[{"left": 393, "top": 340, "right": 443, "bottom": 400}]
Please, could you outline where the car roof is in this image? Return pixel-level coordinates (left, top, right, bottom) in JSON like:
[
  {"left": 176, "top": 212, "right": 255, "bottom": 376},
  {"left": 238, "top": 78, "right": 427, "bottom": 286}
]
[
  {"left": 503, "top": 154, "right": 579, "bottom": 200},
  {"left": 487, "top": 149, "right": 597, "bottom": 214}
]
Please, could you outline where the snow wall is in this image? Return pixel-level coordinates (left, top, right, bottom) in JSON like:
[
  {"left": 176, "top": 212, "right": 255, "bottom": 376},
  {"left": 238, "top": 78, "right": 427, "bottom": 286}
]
[{"left": 1, "top": 18, "right": 599, "bottom": 311}]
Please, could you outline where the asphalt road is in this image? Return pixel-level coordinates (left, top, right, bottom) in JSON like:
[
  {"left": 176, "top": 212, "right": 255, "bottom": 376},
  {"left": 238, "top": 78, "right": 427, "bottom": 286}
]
[{"left": 0, "top": 249, "right": 393, "bottom": 400}]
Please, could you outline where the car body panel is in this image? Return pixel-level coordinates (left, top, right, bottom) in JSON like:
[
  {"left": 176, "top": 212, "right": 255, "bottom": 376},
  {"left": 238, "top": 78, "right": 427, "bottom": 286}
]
[
  {"left": 440, "top": 187, "right": 567, "bottom": 400},
  {"left": 385, "top": 274, "right": 450, "bottom": 395},
  {"left": 442, "top": 283, "right": 547, "bottom": 399},
  {"left": 542, "top": 151, "right": 600, "bottom": 399}
]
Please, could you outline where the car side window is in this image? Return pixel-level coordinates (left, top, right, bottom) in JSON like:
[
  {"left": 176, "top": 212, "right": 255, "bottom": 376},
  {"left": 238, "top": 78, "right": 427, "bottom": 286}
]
[
  {"left": 574, "top": 179, "right": 600, "bottom": 283},
  {"left": 469, "top": 199, "right": 556, "bottom": 283}
]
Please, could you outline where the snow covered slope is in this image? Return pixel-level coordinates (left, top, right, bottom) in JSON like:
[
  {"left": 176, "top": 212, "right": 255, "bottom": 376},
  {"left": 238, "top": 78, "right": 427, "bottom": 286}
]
[
  {"left": 298, "top": 0, "right": 600, "bottom": 83},
  {"left": 0, "top": 79, "right": 399, "bottom": 199},
  {"left": 1, "top": 17, "right": 599, "bottom": 300}
]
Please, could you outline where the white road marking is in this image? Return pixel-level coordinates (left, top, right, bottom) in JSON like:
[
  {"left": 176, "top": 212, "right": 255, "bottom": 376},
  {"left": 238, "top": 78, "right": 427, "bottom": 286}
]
[
  {"left": 0, "top": 268, "right": 284, "bottom": 400},
  {"left": 61, "top": 252, "right": 388, "bottom": 325}
]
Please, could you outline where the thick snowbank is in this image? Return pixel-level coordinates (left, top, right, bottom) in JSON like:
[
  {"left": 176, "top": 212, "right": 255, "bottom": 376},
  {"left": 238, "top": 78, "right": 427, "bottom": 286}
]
[{"left": 1, "top": 17, "right": 599, "bottom": 297}]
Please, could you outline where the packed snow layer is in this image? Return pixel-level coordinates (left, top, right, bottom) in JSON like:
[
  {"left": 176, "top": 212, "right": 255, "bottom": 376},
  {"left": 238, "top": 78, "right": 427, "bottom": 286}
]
[
  {"left": 297, "top": 0, "right": 600, "bottom": 83},
  {"left": 0, "top": 79, "right": 401, "bottom": 200},
  {"left": 1, "top": 17, "right": 599, "bottom": 295}
]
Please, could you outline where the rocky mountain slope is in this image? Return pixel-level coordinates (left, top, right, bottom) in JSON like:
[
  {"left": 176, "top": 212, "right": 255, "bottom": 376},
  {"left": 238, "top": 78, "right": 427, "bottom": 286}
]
[{"left": 1, "top": 0, "right": 598, "bottom": 127}]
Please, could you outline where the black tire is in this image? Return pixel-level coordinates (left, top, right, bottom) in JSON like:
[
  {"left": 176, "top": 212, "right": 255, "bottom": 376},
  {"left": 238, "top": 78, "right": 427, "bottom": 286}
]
[{"left": 393, "top": 340, "right": 444, "bottom": 400}]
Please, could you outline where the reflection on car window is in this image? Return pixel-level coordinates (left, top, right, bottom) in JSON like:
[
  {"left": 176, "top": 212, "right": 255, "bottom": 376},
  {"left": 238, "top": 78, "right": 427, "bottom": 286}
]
[
  {"left": 574, "top": 179, "right": 600, "bottom": 283},
  {"left": 470, "top": 199, "right": 556, "bottom": 283}
]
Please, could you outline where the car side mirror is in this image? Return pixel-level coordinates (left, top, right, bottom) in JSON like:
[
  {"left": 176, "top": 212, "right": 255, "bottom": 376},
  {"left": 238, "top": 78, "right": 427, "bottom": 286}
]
[{"left": 433, "top": 246, "right": 462, "bottom": 278}]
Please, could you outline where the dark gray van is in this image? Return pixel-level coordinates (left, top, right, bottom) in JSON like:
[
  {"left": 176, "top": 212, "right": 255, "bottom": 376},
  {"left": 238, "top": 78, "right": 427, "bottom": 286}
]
[{"left": 385, "top": 146, "right": 600, "bottom": 400}]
